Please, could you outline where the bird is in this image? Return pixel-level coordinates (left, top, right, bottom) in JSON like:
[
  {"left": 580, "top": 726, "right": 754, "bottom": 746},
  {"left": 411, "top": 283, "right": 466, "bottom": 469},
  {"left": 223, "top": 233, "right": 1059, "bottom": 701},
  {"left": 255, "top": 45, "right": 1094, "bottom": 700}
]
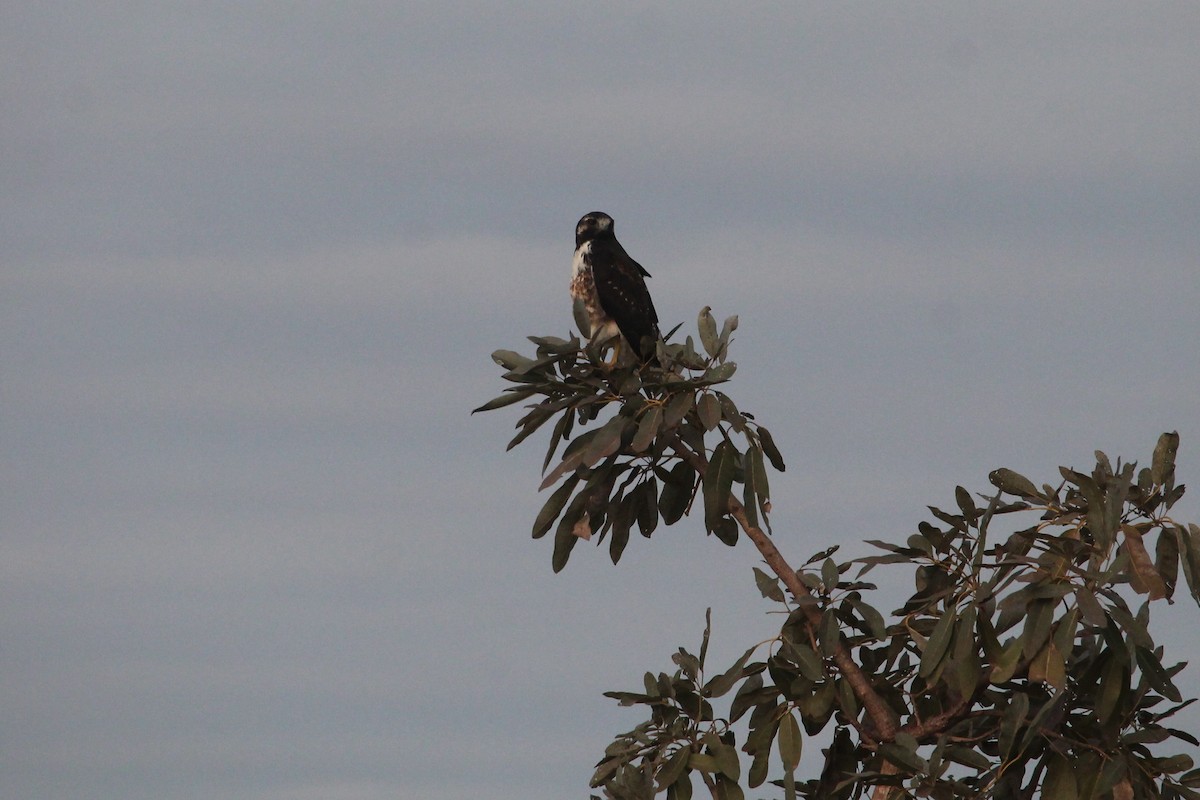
[{"left": 570, "top": 211, "right": 661, "bottom": 365}]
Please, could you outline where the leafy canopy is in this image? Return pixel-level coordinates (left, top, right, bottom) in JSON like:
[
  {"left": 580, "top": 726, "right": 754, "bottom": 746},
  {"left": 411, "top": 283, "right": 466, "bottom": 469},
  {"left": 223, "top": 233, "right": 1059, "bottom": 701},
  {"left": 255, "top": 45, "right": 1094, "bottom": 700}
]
[{"left": 477, "top": 311, "right": 1200, "bottom": 800}]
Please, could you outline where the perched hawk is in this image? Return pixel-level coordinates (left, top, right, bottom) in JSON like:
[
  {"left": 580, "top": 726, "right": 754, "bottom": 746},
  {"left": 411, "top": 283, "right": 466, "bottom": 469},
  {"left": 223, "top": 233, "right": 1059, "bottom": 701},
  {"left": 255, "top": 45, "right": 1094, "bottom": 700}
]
[{"left": 570, "top": 211, "right": 661, "bottom": 363}]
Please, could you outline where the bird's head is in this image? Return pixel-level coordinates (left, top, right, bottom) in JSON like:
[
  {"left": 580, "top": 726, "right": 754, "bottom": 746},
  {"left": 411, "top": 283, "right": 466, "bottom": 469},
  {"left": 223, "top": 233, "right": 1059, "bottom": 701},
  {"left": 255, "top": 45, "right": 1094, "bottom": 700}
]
[{"left": 575, "top": 211, "right": 614, "bottom": 247}]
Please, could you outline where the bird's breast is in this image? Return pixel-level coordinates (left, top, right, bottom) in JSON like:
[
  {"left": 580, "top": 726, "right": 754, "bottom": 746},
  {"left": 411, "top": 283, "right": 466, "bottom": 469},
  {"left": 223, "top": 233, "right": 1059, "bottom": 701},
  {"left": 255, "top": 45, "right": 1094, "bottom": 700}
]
[{"left": 571, "top": 242, "right": 592, "bottom": 280}]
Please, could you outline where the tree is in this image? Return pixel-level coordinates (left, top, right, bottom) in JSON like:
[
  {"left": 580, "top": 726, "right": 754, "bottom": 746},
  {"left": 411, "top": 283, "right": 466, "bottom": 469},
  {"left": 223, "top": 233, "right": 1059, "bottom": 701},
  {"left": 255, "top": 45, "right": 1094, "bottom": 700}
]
[{"left": 476, "top": 309, "right": 1200, "bottom": 800}]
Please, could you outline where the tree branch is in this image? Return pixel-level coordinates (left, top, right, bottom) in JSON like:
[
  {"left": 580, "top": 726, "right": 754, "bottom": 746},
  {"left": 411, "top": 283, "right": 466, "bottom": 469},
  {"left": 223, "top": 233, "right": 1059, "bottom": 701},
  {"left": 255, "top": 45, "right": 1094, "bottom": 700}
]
[{"left": 667, "top": 436, "right": 900, "bottom": 742}]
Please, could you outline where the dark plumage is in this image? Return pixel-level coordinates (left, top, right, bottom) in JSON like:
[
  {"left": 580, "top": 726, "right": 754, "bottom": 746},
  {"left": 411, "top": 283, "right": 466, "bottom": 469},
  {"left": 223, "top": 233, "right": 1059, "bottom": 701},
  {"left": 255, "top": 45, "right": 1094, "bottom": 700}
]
[{"left": 570, "top": 212, "right": 660, "bottom": 362}]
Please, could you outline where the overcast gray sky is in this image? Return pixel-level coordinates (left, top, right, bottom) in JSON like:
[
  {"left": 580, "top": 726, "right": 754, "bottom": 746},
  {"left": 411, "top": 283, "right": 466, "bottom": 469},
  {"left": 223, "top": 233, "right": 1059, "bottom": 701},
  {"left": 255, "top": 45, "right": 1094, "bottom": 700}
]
[{"left": 4, "top": 4, "right": 1199, "bottom": 799}]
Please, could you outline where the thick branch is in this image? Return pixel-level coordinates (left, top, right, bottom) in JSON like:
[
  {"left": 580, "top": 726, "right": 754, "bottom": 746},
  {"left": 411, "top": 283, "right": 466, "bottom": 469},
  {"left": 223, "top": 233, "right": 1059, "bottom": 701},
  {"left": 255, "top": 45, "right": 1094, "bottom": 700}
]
[
  {"left": 726, "top": 496, "right": 900, "bottom": 741},
  {"left": 668, "top": 437, "right": 900, "bottom": 741}
]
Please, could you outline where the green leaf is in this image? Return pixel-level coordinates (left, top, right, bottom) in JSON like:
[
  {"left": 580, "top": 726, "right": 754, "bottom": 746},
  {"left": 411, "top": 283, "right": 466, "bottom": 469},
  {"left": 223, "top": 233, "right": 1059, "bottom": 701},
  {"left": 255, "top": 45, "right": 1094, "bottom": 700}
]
[
  {"left": 754, "top": 567, "right": 785, "bottom": 602},
  {"left": 704, "top": 647, "right": 756, "bottom": 698},
  {"left": 1156, "top": 527, "right": 1180, "bottom": 600},
  {"left": 878, "top": 740, "right": 927, "bottom": 773},
  {"left": 698, "top": 306, "right": 719, "bottom": 358},
  {"left": 758, "top": 426, "right": 786, "bottom": 471},
  {"left": 748, "top": 444, "right": 770, "bottom": 509},
  {"left": 710, "top": 739, "right": 741, "bottom": 781},
  {"left": 988, "top": 467, "right": 1041, "bottom": 500},
  {"left": 663, "top": 391, "right": 694, "bottom": 428},
  {"left": 551, "top": 490, "right": 590, "bottom": 572},
  {"left": 713, "top": 774, "right": 744, "bottom": 800},
  {"left": 717, "top": 314, "right": 738, "bottom": 361},
  {"left": 990, "top": 638, "right": 1023, "bottom": 684},
  {"left": 1152, "top": 431, "right": 1180, "bottom": 485},
  {"left": 741, "top": 459, "right": 759, "bottom": 530},
  {"left": 999, "top": 691, "right": 1029, "bottom": 759},
  {"left": 704, "top": 441, "right": 737, "bottom": 533},
  {"left": 668, "top": 772, "right": 693, "bottom": 800},
  {"left": 1042, "top": 753, "right": 1079, "bottom": 800},
  {"left": 920, "top": 606, "right": 957, "bottom": 678},
  {"left": 608, "top": 493, "right": 635, "bottom": 564},
  {"left": 698, "top": 393, "right": 721, "bottom": 431},
  {"left": 1123, "top": 525, "right": 1167, "bottom": 600},
  {"left": 532, "top": 474, "right": 580, "bottom": 539},
  {"left": 1028, "top": 641, "right": 1066, "bottom": 690},
  {"left": 659, "top": 461, "right": 695, "bottom": 525},
  {"left": 490, "top": 349, "right": 535, "bottom": 371},
  {"left": 657, "top": 747, "right": 691, "bottom": 792},
  {"left": 712, "top": 517, "right": 739, "bottom": 546},
  {"left": 632, "top": 405, "right": 663, "bottom": 452},
  {"left": 702, "top": 362, "right": 737, "bottom": 384},
  {"left": 1136, "top": 645, "right": 1182, "bottom": 702},
  {"left": 788, "top": 642, "right": 825, "bottom": 681},
  {"left": 471, "top": 387, "right": 538, "bottom": 413},
  {"left": 636, "top": 478, "right": 659, "bottom": 537},
  {"left": 821, "top": 558, "right": 839, "bottom": 593},
  {"left": 778, "top": 711, "right": 803, "bottom": 771},
  {"left": 716, "top": 392, "right": 744, "bottom": 432}
]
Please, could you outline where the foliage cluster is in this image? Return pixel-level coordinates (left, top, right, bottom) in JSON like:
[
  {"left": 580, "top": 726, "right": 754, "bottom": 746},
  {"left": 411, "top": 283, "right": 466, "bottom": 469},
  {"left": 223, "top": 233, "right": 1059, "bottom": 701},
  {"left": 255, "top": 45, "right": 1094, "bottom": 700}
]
[{"left": 477, "top": 311, "right": 1200, "bottom": 800}]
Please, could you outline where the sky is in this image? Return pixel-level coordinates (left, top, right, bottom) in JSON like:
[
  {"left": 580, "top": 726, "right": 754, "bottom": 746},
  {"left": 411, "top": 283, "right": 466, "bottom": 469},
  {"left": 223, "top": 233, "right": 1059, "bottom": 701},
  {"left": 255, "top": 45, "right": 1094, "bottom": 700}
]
[{"left": 3, "top": 4, "right": 1199, "bottom": 799}]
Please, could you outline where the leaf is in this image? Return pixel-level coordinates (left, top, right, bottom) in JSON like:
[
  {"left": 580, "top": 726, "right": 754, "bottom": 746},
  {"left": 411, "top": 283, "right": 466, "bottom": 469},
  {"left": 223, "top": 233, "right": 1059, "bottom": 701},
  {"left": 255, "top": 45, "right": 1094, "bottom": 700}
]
[
  {"left": 698, "top": 306, "right": 719, "bottom": 358},
  {"left": 1156, "top": 527, "right": 1180, "bottom": 600},
  {"left": 703, "top": 362, "right": 737, "bottom": 384},
  {"left": 490, "top": 349, "right": 535, "bottom": 371},
  {"left": 748, "top": 445, "right": 770, "bottom": 509},
  {"left": 608, "top": 494, "right": 635, "bottom": 563},
  {"left": 754, "top": 567, "right": 785, "bottom": 602},
  {"left": 713, "top": 774, "right": 744, "bottom": 800},
  {"left": 1042, "top": 753, "right": 1079, "bottom": 800},
  {"left": 717, "top": 314, "right": 738, "bottom": 360},
  {"left": 471, "top": 387, "right": 537, "bottom": 413},
  {"left": 710, "top": 739, "right": 741, "bottom": 781},
  {"left": 712, "top": 517, "right": 738, "bottom": 546},
  {"left": 663, "top": 391, "right": 694, "bottom": 428},
  {"left": 1136, "top": 645, "right": 1182, "bottom": 702},
  {"left": 716, "top": 392, "right": 744, "bottom": 432},
  {"left": 1028, "top": 641, "right": 1066, "bottom": 690},
  {"left": 999, "top": 691, "right": 1029, "bottom": 759},
  {"left": 551, "top": 490, "right": 590, "bottom": 572},
  {"left": 632, "top": 405, "right": 663, "bottom": 452},
  {"left": 955, "top": 485, "right": 977, "bottom": 519},
  {"left": 657, "top": 747, "right": 691, "bottom": 792},
  {"left": 1122, "top": 525, "right": 1168, "bottom": 600},
  {"left": 990, "top": 638, "right": 1023, "bottom": 684},
  {"left": 697, "top": 393, "right": 721, "bottom": 431},
  {"left": 788, "top": 642, "right": 825, "bottom": 681},
  {"left": 920, "top": 606, "right": 957, "bottom": 678},
  {"left": 1152, "top": 431, "right": 1180, "bottom": 485},
  {"left": 659, "top": 461, "right": 695, "bottom": 525},
  {"left": 704, "top": 646, "right": 756, "bottom": 698},
  {"left": 1097, "top": 653, "right": 1129, "bottom": 726},
  {"left": 821, "top": 558, "right": 839, "bottom": 593},
  {"left": 878, "top": 740, "right": 927, "bottom": 773},
  {"left": 988, "top": 467, "right": 1042, "bottom": 500},
  {"left": 758, "top": 426, "right": 786, "bottom": 471},
  {"left": 704, "top": 441, "right": 737, "bottom": 533},
  {"left": 778, "top": 711, "right": 802, "bottom": 771},
  {"left": 741, "top": 457, "right": 759, "bottom": 530},
  {"left": 1075, "top": 586, "right": 1107, "bottom": 626},
  {"left": 636, "top": 478, "right": 659, "bottom": 537},
  {"left": 532, "top": 474, "right": 580, "bottom": 539}
]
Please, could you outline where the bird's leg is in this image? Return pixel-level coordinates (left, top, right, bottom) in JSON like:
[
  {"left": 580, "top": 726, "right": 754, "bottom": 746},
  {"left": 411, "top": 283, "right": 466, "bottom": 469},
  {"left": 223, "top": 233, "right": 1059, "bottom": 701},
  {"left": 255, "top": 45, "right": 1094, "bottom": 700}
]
[{"left": 602, "top": 337, "right": 622, "bottom": 369}]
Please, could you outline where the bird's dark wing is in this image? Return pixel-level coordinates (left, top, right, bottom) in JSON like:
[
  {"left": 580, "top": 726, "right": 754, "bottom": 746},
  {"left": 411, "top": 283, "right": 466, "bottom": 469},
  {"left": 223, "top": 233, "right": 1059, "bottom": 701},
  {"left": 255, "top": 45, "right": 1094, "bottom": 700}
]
[{"left": 591, "top": 238, "right": 660, "bottom": 360}]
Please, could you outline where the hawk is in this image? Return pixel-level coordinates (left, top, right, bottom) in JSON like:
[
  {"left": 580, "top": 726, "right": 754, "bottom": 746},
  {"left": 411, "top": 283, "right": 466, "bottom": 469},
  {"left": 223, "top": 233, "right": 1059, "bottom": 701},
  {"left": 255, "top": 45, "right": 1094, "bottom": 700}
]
[{"left": 570, "top": 211, "right": 661, "bottom": 364}]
